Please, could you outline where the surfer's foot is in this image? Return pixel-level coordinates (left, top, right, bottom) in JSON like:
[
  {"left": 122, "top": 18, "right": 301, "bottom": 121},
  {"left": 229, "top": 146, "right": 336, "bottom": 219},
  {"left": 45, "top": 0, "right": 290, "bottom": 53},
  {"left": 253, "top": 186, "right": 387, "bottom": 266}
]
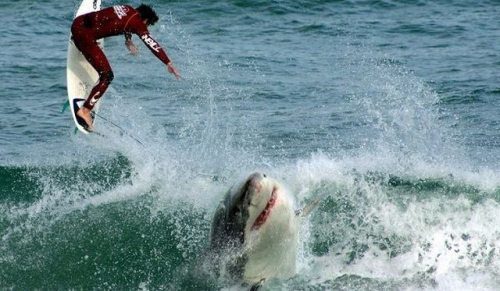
[{"left": 76, "top": 107, "right": 94, "bottom": 131}]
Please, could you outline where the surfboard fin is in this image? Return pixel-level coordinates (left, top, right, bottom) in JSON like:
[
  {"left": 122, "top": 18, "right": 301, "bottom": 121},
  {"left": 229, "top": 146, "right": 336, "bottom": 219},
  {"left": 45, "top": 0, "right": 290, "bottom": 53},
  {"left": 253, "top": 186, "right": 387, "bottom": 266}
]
[
  {"left": 61, "top": 100, "right": 70, "bottom": 113},
  {"left": 295, "top": 194, "right": 326, "bottom": 217}
]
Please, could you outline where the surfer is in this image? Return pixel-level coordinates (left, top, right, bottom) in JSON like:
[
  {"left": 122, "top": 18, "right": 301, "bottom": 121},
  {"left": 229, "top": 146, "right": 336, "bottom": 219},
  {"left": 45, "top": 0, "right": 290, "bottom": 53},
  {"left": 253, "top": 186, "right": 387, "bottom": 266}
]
[{"left": 71, "top": 4, "right": 180, "bottom": 130}]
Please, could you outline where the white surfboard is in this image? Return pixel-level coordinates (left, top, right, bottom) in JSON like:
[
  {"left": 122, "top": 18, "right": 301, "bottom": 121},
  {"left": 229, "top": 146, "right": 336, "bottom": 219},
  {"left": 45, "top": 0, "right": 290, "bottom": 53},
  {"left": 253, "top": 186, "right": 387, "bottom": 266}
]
[{"left": 66, "top": 0, "right": 103, "bottom": 134}]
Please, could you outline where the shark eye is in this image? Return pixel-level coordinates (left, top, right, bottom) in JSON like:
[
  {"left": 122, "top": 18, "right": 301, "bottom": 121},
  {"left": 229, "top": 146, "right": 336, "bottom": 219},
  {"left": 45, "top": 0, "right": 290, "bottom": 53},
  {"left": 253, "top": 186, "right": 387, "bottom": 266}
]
[{"left": 263, "top": 174, "right": 267, "bottom": 178}]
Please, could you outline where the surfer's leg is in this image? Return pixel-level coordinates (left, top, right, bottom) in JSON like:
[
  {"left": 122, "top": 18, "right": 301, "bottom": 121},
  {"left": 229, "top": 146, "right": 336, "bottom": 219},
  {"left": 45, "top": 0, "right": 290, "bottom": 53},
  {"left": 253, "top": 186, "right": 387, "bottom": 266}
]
[
  {"left": 75, "top": 42, "right": 113, "bottom": 130},
  {"left": 80, "top": 44, "right": 114, "bottom": 110}
]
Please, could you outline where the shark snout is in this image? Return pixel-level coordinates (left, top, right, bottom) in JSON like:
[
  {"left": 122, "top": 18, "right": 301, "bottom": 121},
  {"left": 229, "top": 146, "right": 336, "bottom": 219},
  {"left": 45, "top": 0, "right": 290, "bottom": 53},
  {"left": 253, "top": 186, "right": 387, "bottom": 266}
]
[
  {"left": 244, "top": 173, "right": 267, "bottom": 207},
  {"left": 247, "top": 173, "right": 264, "bottom": 192}
]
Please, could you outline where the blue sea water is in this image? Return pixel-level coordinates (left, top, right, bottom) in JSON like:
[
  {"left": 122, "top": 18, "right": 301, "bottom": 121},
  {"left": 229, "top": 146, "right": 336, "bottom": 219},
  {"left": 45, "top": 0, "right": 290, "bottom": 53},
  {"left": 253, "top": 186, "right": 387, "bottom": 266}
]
[{"left": 1, "top": 0, "right": 499, "bottom": 289}]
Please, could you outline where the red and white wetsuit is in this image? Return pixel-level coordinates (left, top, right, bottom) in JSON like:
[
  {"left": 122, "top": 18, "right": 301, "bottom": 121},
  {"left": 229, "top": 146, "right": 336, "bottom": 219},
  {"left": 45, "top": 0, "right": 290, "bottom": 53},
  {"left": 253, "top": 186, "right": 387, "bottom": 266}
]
[{"left": 71, "top": 5, "right": 172, "bottom": 110}]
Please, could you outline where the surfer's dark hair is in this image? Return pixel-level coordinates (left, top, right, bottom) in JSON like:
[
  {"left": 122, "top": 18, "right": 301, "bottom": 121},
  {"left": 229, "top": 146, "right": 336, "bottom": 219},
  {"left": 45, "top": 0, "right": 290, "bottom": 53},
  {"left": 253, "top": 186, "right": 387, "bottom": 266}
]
[{"left": 136, "top": 4, "right": 159, "bottom": 25}]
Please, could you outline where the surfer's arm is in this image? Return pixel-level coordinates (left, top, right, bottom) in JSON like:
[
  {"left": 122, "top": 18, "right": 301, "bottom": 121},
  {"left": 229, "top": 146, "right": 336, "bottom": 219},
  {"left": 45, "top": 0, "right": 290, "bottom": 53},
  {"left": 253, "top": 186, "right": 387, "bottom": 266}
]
[
  {"left": 139, "top": 32, "right": 180, "bottom": 79},
  {"left": 124, "top": 32, "right": 138, "bottom": 55},
  {"left": 139, "top": 33, "right": 170, "bottom": 64}
]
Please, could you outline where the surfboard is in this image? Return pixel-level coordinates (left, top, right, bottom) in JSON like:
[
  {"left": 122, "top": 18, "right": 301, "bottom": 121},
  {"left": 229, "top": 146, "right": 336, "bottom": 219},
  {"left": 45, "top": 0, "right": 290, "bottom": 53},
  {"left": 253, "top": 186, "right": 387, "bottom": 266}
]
[{"left": 66, "top": 0, "right": 103, "bottom": 134}]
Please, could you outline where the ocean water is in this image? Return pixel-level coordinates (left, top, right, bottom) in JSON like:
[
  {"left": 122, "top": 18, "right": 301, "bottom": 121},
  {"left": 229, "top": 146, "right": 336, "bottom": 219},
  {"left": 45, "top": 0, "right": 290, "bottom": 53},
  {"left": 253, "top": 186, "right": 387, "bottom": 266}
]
[{"left": 1, "top": 0, "right": 499, "bottom": 289}]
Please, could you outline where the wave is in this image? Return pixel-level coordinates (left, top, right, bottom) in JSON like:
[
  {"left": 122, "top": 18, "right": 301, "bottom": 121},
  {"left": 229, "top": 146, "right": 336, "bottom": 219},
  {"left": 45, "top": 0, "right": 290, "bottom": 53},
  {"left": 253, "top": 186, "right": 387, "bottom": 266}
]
[
  {"left": 2, "top": 1, "right": 499, "bottom": 288},
  {"left": 1, "top": 149, "right": 499, "bottom": 289}
]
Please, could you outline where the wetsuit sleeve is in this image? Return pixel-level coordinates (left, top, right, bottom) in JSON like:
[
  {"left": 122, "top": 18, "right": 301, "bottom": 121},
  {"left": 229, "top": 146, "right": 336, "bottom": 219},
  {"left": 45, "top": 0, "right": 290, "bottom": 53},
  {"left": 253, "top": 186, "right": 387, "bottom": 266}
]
[
  {"left": 126, "top": 12, "right": 172, "bottom": 65},
  {"left": 139, "top": 33, "right": 171, "bottom": 65}
]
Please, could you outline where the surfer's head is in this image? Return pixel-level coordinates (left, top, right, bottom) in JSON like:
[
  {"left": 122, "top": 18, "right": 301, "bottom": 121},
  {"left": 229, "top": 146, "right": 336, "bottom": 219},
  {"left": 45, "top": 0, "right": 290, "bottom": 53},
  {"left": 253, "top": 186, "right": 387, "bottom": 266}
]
[{"left": 136, "top": 4, "right": 159, "bottom": 26}]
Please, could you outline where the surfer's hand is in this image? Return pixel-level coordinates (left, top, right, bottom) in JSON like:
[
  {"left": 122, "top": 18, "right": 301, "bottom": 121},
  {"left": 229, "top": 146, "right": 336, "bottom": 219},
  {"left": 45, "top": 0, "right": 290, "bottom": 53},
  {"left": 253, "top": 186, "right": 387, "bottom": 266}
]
[
  {"left": 167, "top": 62, "right": 181, "bottom": 80},
  {"left": 125, "top": 39, "right": 138, "bottom": 56}
]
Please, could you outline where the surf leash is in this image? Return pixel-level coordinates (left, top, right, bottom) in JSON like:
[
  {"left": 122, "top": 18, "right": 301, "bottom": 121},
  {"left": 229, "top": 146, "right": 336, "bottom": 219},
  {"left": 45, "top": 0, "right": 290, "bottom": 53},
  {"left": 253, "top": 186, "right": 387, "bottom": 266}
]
[{"left": 93, "top": 112, "right": 145, "bottom": 147}]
